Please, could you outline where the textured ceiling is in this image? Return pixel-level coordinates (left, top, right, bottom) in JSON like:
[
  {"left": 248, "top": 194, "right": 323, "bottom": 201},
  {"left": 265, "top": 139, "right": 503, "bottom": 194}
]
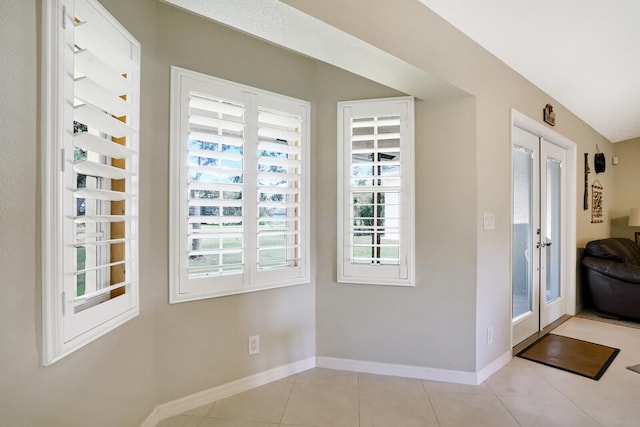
[{"left": 419, "top": 0, "right": 640, "bottom": 143}]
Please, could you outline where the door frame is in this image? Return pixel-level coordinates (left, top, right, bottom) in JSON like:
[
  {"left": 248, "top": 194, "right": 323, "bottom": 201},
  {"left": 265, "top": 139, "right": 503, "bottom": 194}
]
[{"left": 510, "top": 109, "right": 577, "bottom": 348}]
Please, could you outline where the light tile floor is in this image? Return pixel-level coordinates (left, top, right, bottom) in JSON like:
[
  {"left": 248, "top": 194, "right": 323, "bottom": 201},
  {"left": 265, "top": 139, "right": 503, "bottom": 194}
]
[{"left": 158, "top": 317, "right": 640, "bottom": 427}]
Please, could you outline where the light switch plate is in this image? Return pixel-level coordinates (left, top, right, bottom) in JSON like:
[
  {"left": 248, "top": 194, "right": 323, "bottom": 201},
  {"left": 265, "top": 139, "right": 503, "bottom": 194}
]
[
  {"left": 483, "top": 213, "right": 495, "bottom": 230},
  {"left": 249, "top": 335, "right": 259, "bottom": 355}
]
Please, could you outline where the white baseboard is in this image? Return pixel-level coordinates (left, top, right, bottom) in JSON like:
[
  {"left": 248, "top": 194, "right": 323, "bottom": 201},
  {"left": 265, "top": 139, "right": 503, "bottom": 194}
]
[
  {"left": 140, "top": 352, "right": 512, "bottom": 426},
  {"left": 316, "top": 352, "right": 511, "bottom": 385},
  {"left": 139, "top": 357, "right": 316, "bottom": 427},
  {"left": 317, "top": 356, "right": 497, "bottom": 386},
  {"left": 476, "top": 350, "right": 511, "bottom": 384},
  {"left": 139, "top": 409, "right": 159, "bottom": 427}
]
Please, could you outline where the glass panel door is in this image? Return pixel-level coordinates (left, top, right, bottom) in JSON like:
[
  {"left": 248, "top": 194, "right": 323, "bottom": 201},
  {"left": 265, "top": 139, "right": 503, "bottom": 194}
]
[
  {"left": 512, "top": 126, "right": 540, "bottom": 345},
  {"left": 512, "top": 147, "right": 534, "bottom": 318},
  {"left": 540, "top": 139, "right": 566, "bottom": 328},
  {"left": 545, "top": 158, "right": 562, "bottom": 303},
  {"left": 512, "top": 129, "right": 567, "bottom": 346}
]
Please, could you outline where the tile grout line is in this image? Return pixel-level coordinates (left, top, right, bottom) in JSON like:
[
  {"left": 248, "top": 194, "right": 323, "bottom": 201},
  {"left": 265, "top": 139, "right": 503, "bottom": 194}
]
[
  {"left": 487, "top": 361, "right": 603, "bottom": 427},
  {"left": 524, "top": 360, "right": 605, "bottom": 427},
  {"left": 490, "top": 392, "right": 525, "bottom": 427},
  {"left": 420, "top": 380, "right": 443, "bottom": 427},
  {"left": 480, "top": 370, "right": 524, "bottom": 427},
  {"left": 277, "top": 373, "right": 298, "bottom": 426},
  {"left": 356, "top": 372, "right": 361, "bottom": 427},
  {"left": 187, "top": 401, "right": 217, "bottom": 427},
  {"left": 197, "top": 411, "right": 209, "bottom": 427}
]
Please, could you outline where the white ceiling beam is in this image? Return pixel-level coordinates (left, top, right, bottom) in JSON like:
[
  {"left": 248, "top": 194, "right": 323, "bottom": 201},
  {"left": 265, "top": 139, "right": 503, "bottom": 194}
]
[{"left": 160, "top": 0, "right": 467, "bottom": 100}]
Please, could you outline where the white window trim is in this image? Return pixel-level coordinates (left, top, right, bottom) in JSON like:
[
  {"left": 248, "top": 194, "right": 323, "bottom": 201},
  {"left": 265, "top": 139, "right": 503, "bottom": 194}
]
[
  {"left": 42, "top": 0, "right": 140, "bottom": 365},
  {"left": 337, "top": 96, "right": 415, "bottom": 286},
  {"left": 169, "top": 67, "right": 311, "bottom": 303}
]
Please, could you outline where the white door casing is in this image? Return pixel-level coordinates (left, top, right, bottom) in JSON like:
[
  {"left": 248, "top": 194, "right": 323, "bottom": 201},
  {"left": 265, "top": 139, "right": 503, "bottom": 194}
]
[{"left": 510, "top": 110, "right": 576, "bottom": 347}]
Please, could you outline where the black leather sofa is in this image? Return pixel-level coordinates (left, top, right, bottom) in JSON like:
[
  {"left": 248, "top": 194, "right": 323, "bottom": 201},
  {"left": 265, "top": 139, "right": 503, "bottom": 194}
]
[{"left": 582, "top": 238, "right": 640, "bottom": 319}]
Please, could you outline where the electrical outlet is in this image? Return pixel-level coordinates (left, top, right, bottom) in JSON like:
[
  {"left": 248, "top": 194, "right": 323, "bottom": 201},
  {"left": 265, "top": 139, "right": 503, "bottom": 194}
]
[
  {"left": 487, "top": 327, "right": 493, "bottom": 344},
  {"left": 249, "top": 335, "right": 260, "bottom": 355},
  {"left": 483, "top": 212, "right": 495, "bottom": 230}
]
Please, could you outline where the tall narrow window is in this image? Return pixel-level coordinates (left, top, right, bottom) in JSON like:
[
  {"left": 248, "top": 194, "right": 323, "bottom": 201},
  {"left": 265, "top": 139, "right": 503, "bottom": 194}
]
[
  {"left": 42, "top": 0, "right": 140, "bottom": 365},
  {"left": 337, "top": 97, "right": 415, "bottom": 286},
  {"left": 170, "top": 67, "right": 310, "bottom": 302}
]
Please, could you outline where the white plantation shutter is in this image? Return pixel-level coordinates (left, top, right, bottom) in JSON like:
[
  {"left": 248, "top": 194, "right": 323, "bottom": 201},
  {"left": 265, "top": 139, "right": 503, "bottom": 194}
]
[
  {"left": 42, "top": 0, "right": 140, "bottom": 365},
  {"left": 337, "top": 97, "right": 415, "bottom": 286},
  {"left": 257, "top": 108, "right": 303, "bottom": 271},
  {"left": 186, "top": 94, "right": 245, "bottom": 278},
  {"left": 73, "top": 131, "right": 136, "bottom": 158},
  {"left": 170, "top": 68, "right": 310, "bottom": 302},
  {"left": 349, "top": 116, "right": 402, "bottom": 265}
]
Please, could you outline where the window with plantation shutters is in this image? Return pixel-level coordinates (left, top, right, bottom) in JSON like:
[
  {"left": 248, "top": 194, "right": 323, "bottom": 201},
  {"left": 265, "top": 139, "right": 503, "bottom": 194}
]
[
  {"left": 337, "top": 97, "right": 415, "bottom": 286},
  {"left": 170, "top": 67, "right": 310, "bottom": 303},
  {"left": 42, "top": 0, "right": 140, "bottom": 365},
  {"left": 186, "top": 94, "right": 245, "bottom": 279},
  {"left": 257, "top": 109, "right": 304, "bottom": 272}
]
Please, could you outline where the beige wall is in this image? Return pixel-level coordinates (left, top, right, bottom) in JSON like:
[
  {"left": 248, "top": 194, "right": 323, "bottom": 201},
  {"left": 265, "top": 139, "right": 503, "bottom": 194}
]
[
  {"left": 612, "top": 137, "right": 640, "bottom": 218},
  {"left": 281, "top": 0, "right": 615, "bottom": 369},
  {"left": 1, "top": 0, "right": 629, "bottom": 425},
  {"left": 148, "top": 2, "right": 319, "bottom": 402},
  {"left": 0, "top": 0, "right": 406, "bottom": 425},
  {"left": 576, "top": 144, "right": 616, "bottom": 246},
  {"left": 610, "top": 137, "right": 640, "bottom": 240},
  {"left": 313, "top": 63, "right": 479, "bottom": 369},
  {"left": 0, "top": 1, "right": 157, "bottom": 426}
]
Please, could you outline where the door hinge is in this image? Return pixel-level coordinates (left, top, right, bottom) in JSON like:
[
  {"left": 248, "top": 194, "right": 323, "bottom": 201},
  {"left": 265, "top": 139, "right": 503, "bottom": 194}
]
[
  {"left": 62, "top": 5, "right": 67, "bottom": 29},
  {"left": 60, "top": 148, "right": 65, "bottom": 172},
  {"left": 61, "top": 291, "right": 66, "bottom": 315}
]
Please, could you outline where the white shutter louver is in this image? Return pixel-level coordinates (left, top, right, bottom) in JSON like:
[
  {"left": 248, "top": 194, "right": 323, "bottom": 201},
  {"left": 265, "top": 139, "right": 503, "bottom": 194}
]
[
  {"left": 187, "top": 94, "right": 245, "bottom": 277},
  {"left": 70, "top": 0, "right": 139, "bottom": 318},
  {"left": 349, "top": 116, "right": 401, "bottom": 266},
  {"left": 257, "top": 109, "right": 303, "bottom": 270},
  {"left": 42, "top": 0, "right": 140, "bottom": 365}
]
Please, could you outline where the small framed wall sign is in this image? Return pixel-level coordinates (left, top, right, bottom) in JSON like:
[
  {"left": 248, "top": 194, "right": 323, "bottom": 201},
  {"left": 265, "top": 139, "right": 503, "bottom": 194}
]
[{"left": 544, "top": 104, "right": 556, "bottom": 126}]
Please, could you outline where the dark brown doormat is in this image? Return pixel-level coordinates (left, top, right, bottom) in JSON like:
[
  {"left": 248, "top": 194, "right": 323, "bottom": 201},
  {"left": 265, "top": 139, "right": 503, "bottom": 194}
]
[{"left": 517, "top": 334, "right": 619, "bottom": 380}]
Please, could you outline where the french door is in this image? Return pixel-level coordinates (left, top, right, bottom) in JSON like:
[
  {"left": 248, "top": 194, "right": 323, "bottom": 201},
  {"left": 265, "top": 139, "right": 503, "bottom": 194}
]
[{"left": 512, "top": 126, "right": 567, "bottom": 346}]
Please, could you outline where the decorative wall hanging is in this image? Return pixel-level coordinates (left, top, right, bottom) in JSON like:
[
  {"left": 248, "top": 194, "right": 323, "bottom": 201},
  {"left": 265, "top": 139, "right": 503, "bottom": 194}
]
[
  {"left": 583, "top": 153, "right": 590, "bottom": 210},
  {"left": 591, "top": 180, "right": 603, "bottom": 223},
  {"left": 594, "top": 144, "right": 606, "bottom": 173},
  {"left": 544, "top": 104, "right": 556, "bottom": 126}
]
